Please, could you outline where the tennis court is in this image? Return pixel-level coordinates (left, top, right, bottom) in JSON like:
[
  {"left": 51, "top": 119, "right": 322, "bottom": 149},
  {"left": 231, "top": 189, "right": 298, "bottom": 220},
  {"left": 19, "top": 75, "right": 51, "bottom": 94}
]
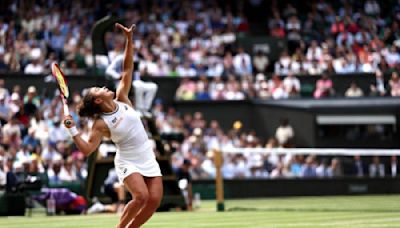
[{"left": 2, "top": 195, "right": 399, "bottom": 228}]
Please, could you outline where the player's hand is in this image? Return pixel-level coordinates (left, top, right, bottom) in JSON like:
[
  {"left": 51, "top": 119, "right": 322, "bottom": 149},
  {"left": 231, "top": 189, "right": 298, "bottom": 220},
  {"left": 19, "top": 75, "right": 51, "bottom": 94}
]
[
  {"left": 63, "top": 115, "right": 75, "bottom": 128},
  {"left": 115, "top": 23, "right": 136, "bottom": 38}
]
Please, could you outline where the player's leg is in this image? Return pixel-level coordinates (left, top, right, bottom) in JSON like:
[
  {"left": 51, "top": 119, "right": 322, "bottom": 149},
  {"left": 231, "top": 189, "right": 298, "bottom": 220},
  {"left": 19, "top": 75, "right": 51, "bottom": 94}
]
[
  {"left": 117, "top": 173, "right": 148, "bottom": 228},
  {"left": 114, "top": 182, "right": 126, "bottom": 213},
  {"left": 142, "top": 82, "right": 158, "bottom": 111},
  {"left": 128, "top": 176, "right": 163, "bottom": 227}
]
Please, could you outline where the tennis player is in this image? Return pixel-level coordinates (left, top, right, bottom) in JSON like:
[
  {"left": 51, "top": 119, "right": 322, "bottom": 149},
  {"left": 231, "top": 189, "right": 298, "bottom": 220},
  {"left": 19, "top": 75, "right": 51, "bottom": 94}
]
[{"left": 63, "top": 23, "right": 162, "bottom": 228}]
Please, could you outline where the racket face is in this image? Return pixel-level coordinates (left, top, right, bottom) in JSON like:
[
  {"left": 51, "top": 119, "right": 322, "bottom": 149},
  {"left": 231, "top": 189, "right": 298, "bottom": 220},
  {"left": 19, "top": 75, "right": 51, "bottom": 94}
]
[{"left": 51, "top": 63, "right": 69, "bottom": 98}]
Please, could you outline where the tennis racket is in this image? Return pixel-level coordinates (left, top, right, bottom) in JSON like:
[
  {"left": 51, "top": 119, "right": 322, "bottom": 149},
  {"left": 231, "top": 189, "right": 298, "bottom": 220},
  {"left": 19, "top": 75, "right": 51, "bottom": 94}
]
[{"left": 51, "top": 62, "right": 72, "bottom": 126}]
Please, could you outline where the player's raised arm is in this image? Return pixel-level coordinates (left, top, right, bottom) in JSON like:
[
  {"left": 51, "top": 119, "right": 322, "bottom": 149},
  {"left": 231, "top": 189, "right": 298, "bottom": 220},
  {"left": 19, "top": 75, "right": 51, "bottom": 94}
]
[{"left": 115, "top": 23, "right": 135, "bottom": 105}]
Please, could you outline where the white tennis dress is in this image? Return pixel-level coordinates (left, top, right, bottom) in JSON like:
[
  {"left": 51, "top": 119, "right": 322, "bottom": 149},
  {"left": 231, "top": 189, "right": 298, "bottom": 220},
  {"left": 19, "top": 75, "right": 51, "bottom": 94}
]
[{"left": 101, "top": 100, "right": 162, "bottom": 183}]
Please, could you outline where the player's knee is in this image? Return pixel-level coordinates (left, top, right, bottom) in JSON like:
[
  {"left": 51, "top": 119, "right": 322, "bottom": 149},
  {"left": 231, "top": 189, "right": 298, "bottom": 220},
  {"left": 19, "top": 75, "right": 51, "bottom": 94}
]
[
  {"left": 147, "top": 194, "right": 161, "bottom": 209},
  {"left": 134, "top": 191, "right": 149, "bottom": 206}
]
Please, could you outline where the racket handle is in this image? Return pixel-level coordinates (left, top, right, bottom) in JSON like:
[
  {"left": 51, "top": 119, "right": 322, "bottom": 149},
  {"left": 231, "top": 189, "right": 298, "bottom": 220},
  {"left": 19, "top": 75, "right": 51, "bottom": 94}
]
[
  {"left": 62, "top": 101, "right": 72, "bottom": 127},
  {"left": 62, "top": 98, "right": 70, "bottom": 116}
]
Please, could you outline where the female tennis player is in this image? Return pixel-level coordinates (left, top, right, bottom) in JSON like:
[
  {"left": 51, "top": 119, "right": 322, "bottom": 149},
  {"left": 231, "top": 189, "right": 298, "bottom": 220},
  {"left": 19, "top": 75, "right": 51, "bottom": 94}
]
[{"left": 63, "top": 23, "right": 162, "bottom": 228}]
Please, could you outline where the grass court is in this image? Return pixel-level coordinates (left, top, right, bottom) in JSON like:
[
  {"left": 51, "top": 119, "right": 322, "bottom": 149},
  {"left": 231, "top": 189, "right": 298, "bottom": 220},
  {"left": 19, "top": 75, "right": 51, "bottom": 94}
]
[{"left": 1, "top": 195, "right": 400, "bottom": 228}]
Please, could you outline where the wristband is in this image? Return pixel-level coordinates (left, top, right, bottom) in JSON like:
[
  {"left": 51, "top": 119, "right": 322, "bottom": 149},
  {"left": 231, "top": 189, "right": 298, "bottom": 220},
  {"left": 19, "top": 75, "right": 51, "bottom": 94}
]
[{"left": 67, "top": 126, "right": 79, "bottom": 137}]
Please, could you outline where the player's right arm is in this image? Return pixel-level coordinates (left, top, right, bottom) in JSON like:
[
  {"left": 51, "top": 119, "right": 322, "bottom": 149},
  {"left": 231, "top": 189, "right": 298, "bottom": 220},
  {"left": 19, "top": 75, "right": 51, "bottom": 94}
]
[
  {"left": 115, "top": 23, "right": 135, "bottom": 106},
  {"left": 63, "top": 116, "right": 106, "bottom": 156}
]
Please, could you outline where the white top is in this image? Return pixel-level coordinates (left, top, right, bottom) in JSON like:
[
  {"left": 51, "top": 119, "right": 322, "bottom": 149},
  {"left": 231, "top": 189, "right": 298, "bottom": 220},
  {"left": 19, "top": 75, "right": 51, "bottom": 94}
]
[{"left": 101, "top": 100, "right": 150, "bottom": 159}]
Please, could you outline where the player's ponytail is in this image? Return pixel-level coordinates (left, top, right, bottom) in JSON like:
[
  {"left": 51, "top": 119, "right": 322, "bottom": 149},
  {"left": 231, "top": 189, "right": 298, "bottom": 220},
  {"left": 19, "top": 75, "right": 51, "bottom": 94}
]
[{"left": 77, "top": 92, "right": 102, "bottom": 119}]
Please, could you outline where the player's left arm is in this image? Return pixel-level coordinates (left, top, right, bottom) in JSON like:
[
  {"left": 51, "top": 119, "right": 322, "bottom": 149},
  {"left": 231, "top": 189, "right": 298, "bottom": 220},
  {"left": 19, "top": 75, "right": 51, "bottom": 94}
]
[{"left": 115, "top": 23, "right": 135, "bottom": 106}]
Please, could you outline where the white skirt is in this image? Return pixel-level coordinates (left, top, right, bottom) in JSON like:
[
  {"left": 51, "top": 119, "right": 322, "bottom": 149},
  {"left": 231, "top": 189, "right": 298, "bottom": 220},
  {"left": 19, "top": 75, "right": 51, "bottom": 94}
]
[{"left": 114, "top": 141, "right": 162, "bottom": 183}]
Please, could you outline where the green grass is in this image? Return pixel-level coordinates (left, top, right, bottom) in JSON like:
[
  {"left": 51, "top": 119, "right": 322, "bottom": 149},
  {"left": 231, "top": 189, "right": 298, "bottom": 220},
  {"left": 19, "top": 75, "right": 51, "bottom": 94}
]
[{"left": 1, "top": 195, "right": 400, "bottom": 228}]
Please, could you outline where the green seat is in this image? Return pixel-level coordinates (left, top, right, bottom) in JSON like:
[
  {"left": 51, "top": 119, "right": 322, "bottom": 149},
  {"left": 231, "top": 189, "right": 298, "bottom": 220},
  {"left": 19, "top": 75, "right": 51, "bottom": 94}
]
[{"left": 300, "top": 83, "right": 315, "bottom": 97}]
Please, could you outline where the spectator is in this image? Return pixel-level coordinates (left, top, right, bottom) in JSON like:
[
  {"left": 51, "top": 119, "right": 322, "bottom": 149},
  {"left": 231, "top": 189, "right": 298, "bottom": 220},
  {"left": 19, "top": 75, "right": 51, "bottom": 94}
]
[
  {"left": 316, "top": 159, "right": 330, "bottom": 177},
  {"left": 253, "top": 51, "right": 269, "bottom": 74},
  {"left": 2, "top": 115, "right": 21, "bottom": 148},
  {"left": 233, "top": 47, "right": 252, "bottom": 76},
  {"left": 275, "top": 118, "right": 294, "bottom": 146},
  {"left": 369, "top": 156, "right": 385, "bottom": 177},
  {"left": 59, "top": 157, "right": 77, "bottom": 183},
  {"left": 22, "top": 128, "right": 40, "bottom": 148},
  {"left": 0, "top": 79, "right": 10, "bottom": 101},
  {"left": 175, "top": 159, "right": 193, "bottom": 210},
  {"left": 389, "top": 72, "right": 400, "bottom": 96},
  {"left": 313, "top": 73, "right": 334, "bottom": 98},
  {"left": 0, "top": 156, "right": 5, "bottom": 188},
  {"left": 47, "top": 160, "right": 63, "bottom": 185},
  {"left": 48, "top": 117, "right": 69, "bottom": 144},
  {"left": 327, "top": 158, "right": 342, "bottom": 177},
  {"left": 350, "top": 155, "right": 367, "bottom": 177},
  {"left": 0, "top": 94, "right": 11, "bottom": 125},
  {"left": 268, "top": 74, "right": 288, "bottom": 99},
  {"left": 389, "top": 156, "right": 399, "bottom": 177},
  {"left": 270, "top": 162, "right": 286, "bottom": 179},
  {"left": 24, "top": 58, "right": 44, "bottom": 74},
  {"left": 283, "top": 72, "right": 301, "bottom": 97},
  {"left": 345, "top": 81, "right": 364, "bottom": 97},
  {"left": 370, "top": 70, "right": 386, "bottom": 96},
  {"left": 300, "top": 156, "right": 317, "bottom": 178},
  {"left": 5, "top": 157, "right": 18, "bottom": 192},
  {"left": 175, "top": 78, "right": 196, "bottom": 100},
  {"left": 88, "top": 168, "right": 126, "bottom": 214}
]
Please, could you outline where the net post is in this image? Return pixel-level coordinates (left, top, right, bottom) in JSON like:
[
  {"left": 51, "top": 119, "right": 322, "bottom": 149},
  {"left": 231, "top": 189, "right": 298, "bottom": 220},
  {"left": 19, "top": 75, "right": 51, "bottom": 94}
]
[{"left": 214, "top": 149, "right": 225, "bottom": 212}]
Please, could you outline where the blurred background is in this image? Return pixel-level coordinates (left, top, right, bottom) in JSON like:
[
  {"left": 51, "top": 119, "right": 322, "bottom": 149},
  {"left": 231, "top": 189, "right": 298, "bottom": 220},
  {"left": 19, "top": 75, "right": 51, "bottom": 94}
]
[{"left": 0, "top": 0, "right": 400, "bottom": 221}]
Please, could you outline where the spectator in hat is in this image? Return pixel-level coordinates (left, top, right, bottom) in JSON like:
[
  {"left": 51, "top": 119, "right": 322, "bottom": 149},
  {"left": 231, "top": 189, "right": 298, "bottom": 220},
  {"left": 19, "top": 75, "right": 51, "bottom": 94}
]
[{"left": 9, "top": 93, "right": 21, "bottom": 115}]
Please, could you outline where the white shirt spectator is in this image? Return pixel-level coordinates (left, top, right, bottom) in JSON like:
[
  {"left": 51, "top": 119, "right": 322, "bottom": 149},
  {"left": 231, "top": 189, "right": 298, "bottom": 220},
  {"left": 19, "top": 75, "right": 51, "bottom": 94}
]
[
  {"left": 233, "top": 50, "right": 252, "bottom": 76},
  {"left": 345, "top": 84, "right": 364, "bottom": 97},
  {"left": 275, "top": 124, "right": 294, "bottom": 145},
  {"left": 336, "top": 32, "right": 354, "bottom": 47},
  {"left": 364, "top": 0, "right": 380, "bottom": 15},
  {"left": 306, "top": 42, "right": 322, "bottom": 61},
  {"left": 139, "top": 59, "right": 159, "bottom": 76},
  {"left": 41, "top": 147, "right": 63, "bottom": 163},
  {"left": 24, "top": 61, "right": 44, "bottom": 74},
  {"left": 48, "top": 123, "right": 70, "bottom": 143},
  {"left": 0, "top": 164, "right": 5, "bottom": 186},
  {"left": 177, "top": 64, "right": 197, "bottom": 77},
  {"left": 283, "top": 75, "right": 301, "bottom": 94},
  {"left": 271, "top": 86, "right": 289, "bottom": 100},
  {"left": 385, "top": 49, "right": 400, "bottom": 66},
  {"left": 59, "top": 165, "right": 77, "bottom": 182},
  {"left": 201, "top": 158, "right": 216, "bottom": 178}
]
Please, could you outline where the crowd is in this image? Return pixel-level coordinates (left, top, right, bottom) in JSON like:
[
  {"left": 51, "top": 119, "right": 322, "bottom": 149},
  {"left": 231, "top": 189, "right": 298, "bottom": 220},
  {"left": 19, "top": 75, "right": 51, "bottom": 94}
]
[
  {"left": 0, "top": 80, "right": 397, "bottom": 189},
  {"left": 174, "top": 70, "right": 400, "bottom": 100},
  {"left": 269, "top": 0, "right": 400, "bottom": 76},
  {"left": 0, "top": 0, "right": 400, "bottom": 190},
  {"left": 151, "top": 98, "right": 399, "bottom": 180},
  {"left": 1, "top": 0, "right": 399, "bottom": 80},
  {"left": 0, "top": 80, "right": 87, "bottom": 191},
  {"left": 0, "top": 0, "right": 248, "bottom": 77}
]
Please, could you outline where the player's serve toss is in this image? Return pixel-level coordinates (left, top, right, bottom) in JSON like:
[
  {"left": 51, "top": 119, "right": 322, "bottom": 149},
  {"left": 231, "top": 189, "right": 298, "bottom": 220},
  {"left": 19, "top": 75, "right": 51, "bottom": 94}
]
[{"left": 63, "top": 23, "right": 163, "bottom": 228}]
